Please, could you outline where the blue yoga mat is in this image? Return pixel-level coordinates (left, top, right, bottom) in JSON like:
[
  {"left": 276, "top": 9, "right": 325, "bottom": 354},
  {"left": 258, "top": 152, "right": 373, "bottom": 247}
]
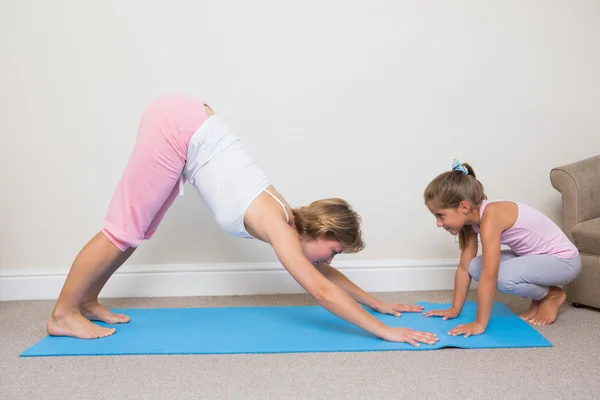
[{"left": 21, "top": 301, "right": 551, "bottom": 357}]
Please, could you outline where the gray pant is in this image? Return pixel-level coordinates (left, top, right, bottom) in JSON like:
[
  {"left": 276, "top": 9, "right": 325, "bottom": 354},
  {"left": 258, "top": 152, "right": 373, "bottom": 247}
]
[{"left": 468, "top": 250, "right": 582, "bottom": 300}]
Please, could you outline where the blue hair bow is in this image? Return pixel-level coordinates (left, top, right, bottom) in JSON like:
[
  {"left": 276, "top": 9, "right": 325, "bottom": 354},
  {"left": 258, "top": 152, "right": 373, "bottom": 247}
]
[{"left": 452, "top": 159, "right": 468, "bottom": 175}]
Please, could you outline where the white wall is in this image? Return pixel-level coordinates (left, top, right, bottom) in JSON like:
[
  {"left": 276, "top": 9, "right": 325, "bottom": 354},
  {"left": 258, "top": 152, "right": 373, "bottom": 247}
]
[{"left": 1, "top": 0, "right": 599, "bottom": 272}]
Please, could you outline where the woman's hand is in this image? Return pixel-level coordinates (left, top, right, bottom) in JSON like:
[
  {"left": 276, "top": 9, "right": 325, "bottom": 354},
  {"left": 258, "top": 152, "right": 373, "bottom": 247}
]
[
  {"left": 381, "top": 327, "right": 439, "bottom": 347},
  {"left": 373, "top": 301, "right": 424, "bottom": 317}
]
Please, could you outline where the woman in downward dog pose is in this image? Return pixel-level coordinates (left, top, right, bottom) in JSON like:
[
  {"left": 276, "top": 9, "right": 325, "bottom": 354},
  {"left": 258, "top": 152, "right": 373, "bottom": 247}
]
[
  {"left": 47, "top": 94, "right": 438, "bottom": 347},
  {"left": 423, "top": 159, "right": 581, "bottom": 336}
]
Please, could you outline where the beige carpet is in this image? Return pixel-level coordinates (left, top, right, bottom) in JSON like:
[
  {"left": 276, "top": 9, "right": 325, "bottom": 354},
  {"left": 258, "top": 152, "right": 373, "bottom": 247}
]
[{"left": 2, "top": 290, "right": 599, "bottom": 400}]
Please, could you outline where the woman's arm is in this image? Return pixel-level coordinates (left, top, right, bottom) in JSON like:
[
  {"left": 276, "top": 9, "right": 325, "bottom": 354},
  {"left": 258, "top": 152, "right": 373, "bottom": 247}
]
[
  {"left": 314, "top": 262, "right": 379, "bottom": 309},
  {"left": 266, "top": 221, "right": 392, "bottom": 338},
  {"left": 244, "top": 193, "right": 439, "bottom": 345},
  {"left": 314, "top": 263, "right": 423, "bottom": 315}
]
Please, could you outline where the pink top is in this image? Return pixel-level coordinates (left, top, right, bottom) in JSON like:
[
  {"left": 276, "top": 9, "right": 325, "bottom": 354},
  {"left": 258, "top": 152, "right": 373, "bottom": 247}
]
[{"left": 471, "top": 200, "right": 579, "bottom": 259}]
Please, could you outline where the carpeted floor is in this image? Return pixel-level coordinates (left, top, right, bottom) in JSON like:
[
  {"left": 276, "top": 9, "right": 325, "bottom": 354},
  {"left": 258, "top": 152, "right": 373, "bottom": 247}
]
[{"left": 2, "top": 290, "right": 599, "bottom": 400}]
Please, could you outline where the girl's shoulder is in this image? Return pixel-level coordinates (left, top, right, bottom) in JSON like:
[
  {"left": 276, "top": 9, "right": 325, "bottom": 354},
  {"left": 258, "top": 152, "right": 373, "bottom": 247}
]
[{"left": 476, "top": 199, "right": 519, "bottom": 233}]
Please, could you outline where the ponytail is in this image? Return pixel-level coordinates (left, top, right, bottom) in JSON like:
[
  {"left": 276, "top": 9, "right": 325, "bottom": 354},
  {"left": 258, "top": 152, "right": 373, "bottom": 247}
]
[{"left": 424, "top": 159, "right": 486, "bottom": 250}]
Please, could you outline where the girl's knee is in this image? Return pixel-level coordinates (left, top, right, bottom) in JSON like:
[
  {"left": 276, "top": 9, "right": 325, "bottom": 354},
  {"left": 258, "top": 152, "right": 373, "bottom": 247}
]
[
  {"left": 496, "top": 275, "right": 516, "bottom": 293},
  {"left": 468, "top": 257, "right": 482, "bottom": 281}
]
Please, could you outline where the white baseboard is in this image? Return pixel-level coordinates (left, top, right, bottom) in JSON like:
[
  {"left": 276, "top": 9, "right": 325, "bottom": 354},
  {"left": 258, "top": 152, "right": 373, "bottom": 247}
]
[{"left": 0, "top": 259, "right": 463, "bottom": 301}]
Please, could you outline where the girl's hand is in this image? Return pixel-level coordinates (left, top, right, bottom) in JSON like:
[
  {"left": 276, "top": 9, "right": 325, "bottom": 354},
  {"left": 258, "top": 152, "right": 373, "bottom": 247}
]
[
  {"left": 381, "top": 327, "right": 439, "bottom": 347},
  {"left": 423, "top": 308, "right": 459, "bottom": 320},
  {"left": 448, "top": 321, "right": 486, "bottom": 338},
  {"left": 373, "top": 302, "right": 424, "bottom": 317}
]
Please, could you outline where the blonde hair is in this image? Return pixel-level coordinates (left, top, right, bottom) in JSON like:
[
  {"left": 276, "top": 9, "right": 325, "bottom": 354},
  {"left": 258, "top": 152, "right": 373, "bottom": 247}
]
[
  {"left": 292, "top": 198, "right": 365, "bottom": 253},
  {"left": 423, "top": 162, "right": 487, "bottom": 250}
]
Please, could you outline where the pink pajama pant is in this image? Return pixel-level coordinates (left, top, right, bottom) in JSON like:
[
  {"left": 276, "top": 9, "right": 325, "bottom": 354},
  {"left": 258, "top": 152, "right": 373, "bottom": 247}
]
[{"left": 102, "top": 95, "right": 210, "bottom": 251}]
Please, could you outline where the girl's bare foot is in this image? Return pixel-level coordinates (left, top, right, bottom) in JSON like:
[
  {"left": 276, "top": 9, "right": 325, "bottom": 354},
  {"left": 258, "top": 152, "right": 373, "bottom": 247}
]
[
  {"left": 520, "top": 300, "right": 540, "bottom": 321},
  {"left": 529, "top": 286, "right": 566, "bottom": 325},
  {"left": 81, "top": 301, "right": 130, "bottom": 324},
  {"left": 47, "top": 310, "right": 116, "bottom": 339}
]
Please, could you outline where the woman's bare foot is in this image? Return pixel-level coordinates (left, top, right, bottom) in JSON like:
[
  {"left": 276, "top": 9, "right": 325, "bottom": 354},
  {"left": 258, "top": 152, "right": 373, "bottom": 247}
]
[
  {"left": 520, "top": 300, "right": 540, "bottom": 321},
  {"left": 81, "top": 301, "right": 130, "bottom": 324},
  {"left": 47, "top": 310, "right": 116, "bottom": 339},
  {"left": 529, "top": 287, "right": 566, "bottom": 325}
]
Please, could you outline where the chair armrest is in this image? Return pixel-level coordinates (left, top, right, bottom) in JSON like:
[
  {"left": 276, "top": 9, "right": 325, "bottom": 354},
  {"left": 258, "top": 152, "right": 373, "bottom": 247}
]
[{"left": 550, "top": 155, "right": 600, "bottom": 240}]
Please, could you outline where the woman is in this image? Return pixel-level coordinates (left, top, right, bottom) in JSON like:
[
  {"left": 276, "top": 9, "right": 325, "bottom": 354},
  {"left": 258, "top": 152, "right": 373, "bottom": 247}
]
[{"left": 47, "top": 94, "right": 438, "bottom": 347}]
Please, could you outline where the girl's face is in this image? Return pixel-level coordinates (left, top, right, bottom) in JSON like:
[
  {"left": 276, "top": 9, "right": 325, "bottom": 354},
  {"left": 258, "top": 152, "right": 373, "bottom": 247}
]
[{"left": 426, "top": 201, "right": 472, "bottom": 235}]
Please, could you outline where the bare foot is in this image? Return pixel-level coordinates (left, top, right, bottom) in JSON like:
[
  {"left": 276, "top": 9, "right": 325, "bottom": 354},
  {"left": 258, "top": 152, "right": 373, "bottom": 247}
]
[
  {"left": 82, "top": 301, "right": 130, "bottom": 324},
  {"left": 520, "top": 300, "right": 540, "bottom": 321},
  {"left": 529, "top": 287, "right": 566, "bottom": 325},
  {"left": 47, "top": 310, "right": 116, "bottom": 339}
]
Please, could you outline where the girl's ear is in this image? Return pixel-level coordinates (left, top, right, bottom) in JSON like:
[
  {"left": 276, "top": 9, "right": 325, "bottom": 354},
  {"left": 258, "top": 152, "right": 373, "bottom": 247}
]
[{"left": 458, "top": 200, "right": 471, "bottom": 214}]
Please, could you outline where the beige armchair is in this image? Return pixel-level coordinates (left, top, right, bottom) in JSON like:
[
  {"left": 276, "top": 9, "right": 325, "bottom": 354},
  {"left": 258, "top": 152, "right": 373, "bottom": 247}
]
[{"left": 550, "top": 155, "right": 600, "bottom": 309}]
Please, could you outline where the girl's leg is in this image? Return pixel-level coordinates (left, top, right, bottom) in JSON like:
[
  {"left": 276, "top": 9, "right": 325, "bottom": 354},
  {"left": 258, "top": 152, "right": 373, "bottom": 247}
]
[
  {"left": 519, "top": 299, "right": 541, "bottom": 322},
  {"left": 469, "top": 250, "right": 539, "bottom": 320},
  {"left": 48, "top": 95, "right": 209, "bottom": 339},
  {"left": 468, "top": 250, "right": 518, "bottom": 281},
  {"left": 495, "top": 254, "right": 582, "bottom": 325}
]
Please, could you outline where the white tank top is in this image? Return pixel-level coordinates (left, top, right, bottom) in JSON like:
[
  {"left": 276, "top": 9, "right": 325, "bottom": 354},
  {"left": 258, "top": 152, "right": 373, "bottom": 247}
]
[{"left": 180, "top": 114, "right": 289, "bottom": 238}]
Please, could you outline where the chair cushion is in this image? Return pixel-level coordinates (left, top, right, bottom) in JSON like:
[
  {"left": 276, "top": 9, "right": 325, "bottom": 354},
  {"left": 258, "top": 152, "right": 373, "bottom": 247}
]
[{"left": 573, "top": 217, "right": 600, "bottom": 255}]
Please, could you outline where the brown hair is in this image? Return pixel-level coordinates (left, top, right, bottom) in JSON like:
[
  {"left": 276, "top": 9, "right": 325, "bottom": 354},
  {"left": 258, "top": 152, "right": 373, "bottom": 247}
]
[
  {"left": 292, "top": 198, "right": 365, "bottom": 253},
  {"left": 423, "top": 162, "right": 486, "bottom": 250}
]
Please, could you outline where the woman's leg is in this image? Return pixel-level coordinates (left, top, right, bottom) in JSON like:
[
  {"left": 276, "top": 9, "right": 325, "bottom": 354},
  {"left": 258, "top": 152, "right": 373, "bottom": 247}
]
[
  {"left": 495, "top": 254, "right": 582, "bottom": 325},
  {"left": 79, "top": 172, "right": 190, "bottom": 325},
  {"left": 79, "top": 175, "right": 191, "bottom": 325},
  {"left": 48, "top": 95, "right": 209, "bottom": 339},
  {"left": 47, "top": 233, "right": 124, "bottom": 338},
  {"left": 80, "top": 246, "right": 136, "bottom": 324}
]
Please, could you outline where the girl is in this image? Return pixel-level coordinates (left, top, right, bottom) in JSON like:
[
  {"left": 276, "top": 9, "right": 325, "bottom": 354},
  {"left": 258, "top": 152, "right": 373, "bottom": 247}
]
[
  {"left": 47, "top": 94, "right": 438, "bottom": 347},
  {"left": 422, "top": 159, "right": 581, "bottom": 337}
]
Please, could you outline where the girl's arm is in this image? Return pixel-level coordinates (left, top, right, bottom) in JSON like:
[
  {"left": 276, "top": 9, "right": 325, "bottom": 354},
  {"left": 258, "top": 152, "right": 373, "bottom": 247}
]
[
  {"left": 424, "top": 233, "right": 478, "bottom": 319},
  {"left": 449, "top": 201, "right": 517, "bottom": 337},
  {"left": 474, "top": 215, "right": 503, "bottom": 328},
  {"left": 450, "top": 233, "right": 479, "bottom": 313},
  {"left": 475, "top": 202, "right": 519, "bottom": 326}
]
